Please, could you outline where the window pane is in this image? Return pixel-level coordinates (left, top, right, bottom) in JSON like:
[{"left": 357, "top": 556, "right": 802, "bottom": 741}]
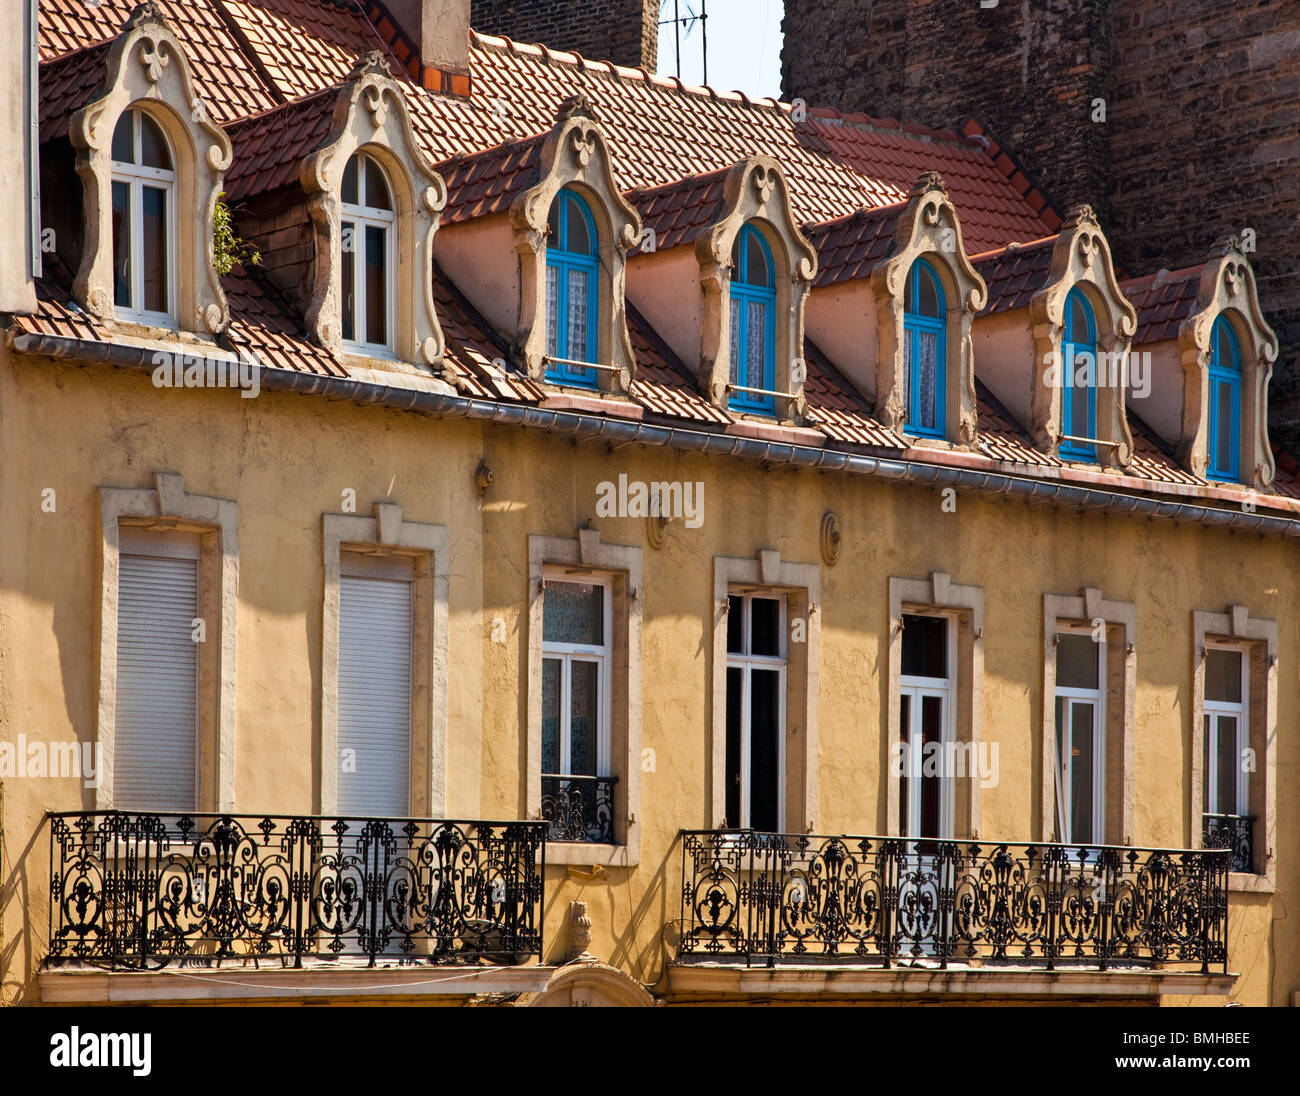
[
  {"left": 902, "top": 615, "right": 947, "bottom": 679},
  {"left": 111, "top": 180, "right": 131, "bottom": 308},
  {"left": 567, "top": 267, "right": 589, "bottom": 364},
  {"left": 728, "top": 297, "right": 740, "bottom": 383},
  {"left": 750, "top": 668, "right": 781, "bottom": 831},
  {"left": 341, "top": 220, "right": 355, "bottom": 342},
  {"left": 745, "top": 231, "right": 769, "bottom": 287},
  {"left": 1070, "top": 701, "right": 1096, "bottom": 844},
  {"left": 141, "top": 185, "right": 167, "bottom": 314},
  {"left": 1215, "top": 714, "right": 1239, "bottom": 815},
  {"left": 545, "top": 264, "right": 559, "bottom": 357},
  {"left": 364, "top": 224, "right": 387, "bottom": 345},
  {"left": 112, "top": 112, "right": 134, "bottom": 163},
  {"left": 1057, "top": 633, "right": 1099, "bottom": 690},
  {"left": 916, "top": 330, "right": 938, "bottom": 430},
  {"left": 725, "top": 666, "right": 743, "bottom": 826},
  {"left": 1070, "top": 350, "right": 1093, "bottom": 436},
  {"left": 543, "top": 581, "right": 604, "bottom": 645},
  {"left": 1070, "top": 294, "right": 1090, "bottom": 340},
  {"left": 547, "top": 198, "right": 561, "bottom": 243},
  {"left": 569, "top": 660, "right": 598, "bottom": 777},
  {"left": 919, "top": 694, "right": 944, "bottom": 838},
  {"left": 898, "top": 693, "right": 911, "bottom": 834},
  {"left": 1215, "top": 379, "right": 1234, "bottom": 473},
  {"left": 746, "top": 300, "right": 766, "bottom": 389},
  {"left": 1205, "top": 648, "right": 1242, "bottom": 703},
  {"left": 727, "top": 595, "right": 743, "bottom": 654},
  {"left": 542, "top": 658, "right": 561, "bottom": 774},
  {"left": 902, "top": 329, "right": 911, "bottom": 419},
  {"left": 916, "top": 264, "right": 939, "bottom": 317},
  {"left": 140, "top": 113, "right": 171, "bottom": 170},
  {"left": 363, "top": 155, "right": 391, "bottom": 210},
  {"left": 341, "top": 154, "right": 358, "bottom": 205},
  {"left": 750, "top": 597, "right": 781, "bottom": 657},
  {"left": 566, "top": 196, "right": 592, "bottom": 254}
]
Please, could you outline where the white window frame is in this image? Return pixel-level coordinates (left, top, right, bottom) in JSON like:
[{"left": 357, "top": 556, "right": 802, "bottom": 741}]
[
  {"left": 541, "top": 568, "right": 613, "bottom": 781},
  {"left": 899, "top": 610, "right": 957, "bottom": 841},
  {"left": 110, "top": 109, "right": 177, "bottom": 326},
  {"left": 1053, "top": 625, "right": 1107, "bottom": 845},
  {"left": 725, "top": 590, "right": 788, "bottom": 832},
  {"left": 1204, "top": 643, "right": 1250, "bottom": 818},
  {"left": 340, "top": 152, "right": 398, "bottom": 357}
]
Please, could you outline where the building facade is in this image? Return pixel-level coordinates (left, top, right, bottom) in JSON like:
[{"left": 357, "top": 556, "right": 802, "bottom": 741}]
[{"left": 0, "top": 0, "right": 1296, "bottom": 1007}]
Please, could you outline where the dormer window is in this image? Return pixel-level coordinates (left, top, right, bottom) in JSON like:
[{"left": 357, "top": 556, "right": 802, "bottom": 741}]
[
  {"left": 1207, "top": 315, "right": 1243, "bottom": 482},
  {"left": 545, "top": 187, "right": 600, "bottom": 387},
  {"left": 1060, "top": 288, "right": 1099, "bottom": 461},
  {"left": 110, "top": 109, "right": 175, "bottom": 324},
  {"left": 340, "top": 151, "right": 396, "bottom": 355},
  {"left": 903, "top": 258, "right": 946, "bottom": 436},
  {"left": 728, "top": 224, "right": 777, "bottom": 414}
]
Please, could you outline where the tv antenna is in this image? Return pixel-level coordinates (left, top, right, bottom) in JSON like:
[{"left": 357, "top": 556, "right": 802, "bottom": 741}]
[{"left": 660, "top": 0, "right": 709, "bottom": 86}]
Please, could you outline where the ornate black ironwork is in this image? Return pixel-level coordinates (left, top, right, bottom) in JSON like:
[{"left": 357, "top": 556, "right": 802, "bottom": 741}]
[
  {"left": 541, "top": 775, "right": 617, "bottom": 843},
  {"left": 678, "top": 831, "right": 1230, "bottom": 973},
  {"left": 1202, "top": 813, "right": 1254, "bottom": 873},
  {"left": 45, "top": 812, "right": 545, "bottom": 971}
]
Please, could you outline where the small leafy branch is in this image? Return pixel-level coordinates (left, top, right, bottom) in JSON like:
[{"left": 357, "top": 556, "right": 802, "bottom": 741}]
[{"left": 212, "top": 192, "right": 261, "bottom": 276}]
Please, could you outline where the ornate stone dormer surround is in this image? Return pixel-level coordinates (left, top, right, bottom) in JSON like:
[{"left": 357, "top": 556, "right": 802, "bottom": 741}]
[
  {"left": 695, "top": 156, "right": 818, "bottom": 420},
  {"left": 870, "top": 172, "right": 987, "bottom": 445},
  {"left": 302, "top": 52, "right": 448, "bottom": 366},
  {"left": 510, "top": 95, "right": 642, "bottom": 392},
  {"left": 69, "top": 3, "right": 232, "bottom": 334},
  {"left": 1175, "top": 237, "right": 1278, "bottom": 488},
  {"left": 1029, "top": 204, "right": 1138, "bottom": 469}
]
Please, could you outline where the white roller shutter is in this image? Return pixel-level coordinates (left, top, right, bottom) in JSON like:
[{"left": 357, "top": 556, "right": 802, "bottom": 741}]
[
  {"left": 114, "top": 532, "right": 199, "bottom": 812},
  {"left": 337, "top": 554, "right": 413, "bottom": 817}
]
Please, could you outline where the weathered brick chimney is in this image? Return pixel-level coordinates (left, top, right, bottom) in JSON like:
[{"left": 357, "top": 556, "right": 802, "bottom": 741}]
[
  {"left": 0, "top": 0, "right": 38, "bottom": 312},
  {"left": 367, "top": 0, "right": 472, "bottom": 95},
  {"left": 470, "top": 0, "right": 659, "bottom": 70}
]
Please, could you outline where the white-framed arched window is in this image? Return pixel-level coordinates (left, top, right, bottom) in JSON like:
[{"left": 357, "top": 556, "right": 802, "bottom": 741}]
[
  {"left": 110, "top": 108, "right": 176, "bottom": 324},
  {"left": 340, "top": 150, "right": 396, "bottom": 355}
]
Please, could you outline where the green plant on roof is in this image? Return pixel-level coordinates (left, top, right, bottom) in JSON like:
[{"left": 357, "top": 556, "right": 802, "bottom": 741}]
[{"left": 212, "top": 192, "right": 261, "bottom": 277}]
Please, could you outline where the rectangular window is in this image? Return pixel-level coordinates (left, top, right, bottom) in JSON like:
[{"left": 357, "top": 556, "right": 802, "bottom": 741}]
[
  {"left": 114, "top": 529, "right": 199, "bottom": 813},
  {"left": 141, "top": 184, "right": 168, "bottom": 315},
  {"left": 1204, "top": 646, "right": 1247, "bottom": 819},
  {"left": 725, "top": 593, "right": 786, "bottom": 831},
  {"left": 899, "top": 613, "right": 954, "bottom": 843},
  {"left": 337, "top": 552, "right": 413, "bottom": 817},
  {"left": 542, "top": 574, "right": 613, "bottom": 842},
  {"left": 111, "top": 181, "right": 131, "bottom": 309},
  {"left": 1054, "top": 630, "right": 1105, "bottom": 845},
  {"left": 341, "top": 219, "right": 356, "bottom": 343},
  {"left": 364, "top": 224, "right": 388, "bottom": 347}
]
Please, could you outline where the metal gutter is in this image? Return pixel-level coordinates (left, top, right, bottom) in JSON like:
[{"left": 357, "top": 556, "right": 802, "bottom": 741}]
[{"left": 12, "top": 329, "right": 1300, "bottom": 539}]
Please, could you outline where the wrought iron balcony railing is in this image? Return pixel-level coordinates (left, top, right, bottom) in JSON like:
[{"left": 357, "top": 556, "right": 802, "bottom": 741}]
[
  {"left": 679, "top": 831, "right": 1230, "bottom": 973},
  {"left": 46, "top": 812, "right": 545, "bottom": 972},
  {"left": 1202, "top": 813, "right": 1254, "bottom": 873},
  {"left": 541, "top": 774, "right": 617, "bottom": 844}
]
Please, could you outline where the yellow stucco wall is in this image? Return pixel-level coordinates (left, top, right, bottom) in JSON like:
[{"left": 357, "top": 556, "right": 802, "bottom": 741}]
[{"left": 1, "top": 347, "right": 1295, "bottom": 1006}]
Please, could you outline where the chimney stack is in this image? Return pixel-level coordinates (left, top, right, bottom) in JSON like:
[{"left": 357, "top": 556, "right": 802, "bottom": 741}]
[{"left": 376, "top": 0, "right": 471, "bottom": 92}]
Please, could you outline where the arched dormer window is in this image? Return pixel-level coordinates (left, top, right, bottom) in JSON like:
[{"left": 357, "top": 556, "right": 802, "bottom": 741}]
[
  {"left": 903, "top": 258, "right": 946, "bottom": 436},
  {"left": 545, "top": 187, "right": 600, "bottom": 387},
  {"left": 1060, "top": 288, "right": 1099, "bottom": 461},
  {"left": 728, "top": 223, "right": 777, "bottom": 414},
  {"left": 110, "top": 108, "right": 176, "bottom": 324},
  {"left": 1207, "top": 314, "right": 1243, "bottom": 482},
  {"left": 340, "top": 151, "right": 396, "bottom": 355}
]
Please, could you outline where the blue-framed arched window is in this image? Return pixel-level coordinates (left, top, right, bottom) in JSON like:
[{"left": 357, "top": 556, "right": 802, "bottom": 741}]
[
  {"left": 1207, "top": 314, "right": 1242, "bottom": 482},
  {"left": 728, "top": 224, "right": 777, "bottom": 414},
  {"left": 1060, "top": 288, "right": 1098, "bottom": 461},
  {"left": 545, "top": 188, "right": 600, "bottom": 387},
  {"left": 902, "top": 258, "right": 946, "bottom": 436}
]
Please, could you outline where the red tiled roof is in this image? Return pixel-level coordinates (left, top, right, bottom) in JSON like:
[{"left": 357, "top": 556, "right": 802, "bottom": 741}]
[
  {"left": 627, "top": 167, "right": 731, "bottom": 253},
  {"left": 806, "top": 204, "right": 902, "bottom": 288},
  {"left": 975, "top": 380, "right": 1062, "bottom": 468},
  {"left": 223, "top": 88, "right": 338, "bottom": 200},
  {"left": 625, "top": 303, "right": 731, "bottom": 424},
  {"left": 973, "top": 237, "right": 1056, "bottom": 314},
  {"left": 1123, "top": 265, "right": 1204, "bottom": 345},
  {"left": 803, "top": 340, "right": 905, "bottom": 448},
  {"left": 223, "top": 266, "right": 346, "bottom": 376},
  {"left": 1127, "top": 414, "right": 1202, "bottom": 486},
  {"left": 38, "top": 41, "right": 111, "bottom": 140},
  {"left": 436, "top": 132, "right": 547, "bottom": 225}
]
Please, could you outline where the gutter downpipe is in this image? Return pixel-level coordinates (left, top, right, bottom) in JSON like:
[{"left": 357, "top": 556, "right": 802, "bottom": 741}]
[{"left": 11, "top": 329, "right": 1299, "bottom": 539}]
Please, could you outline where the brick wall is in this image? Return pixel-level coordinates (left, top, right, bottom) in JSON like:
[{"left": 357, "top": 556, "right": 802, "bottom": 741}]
[
  {"left": 781, "top": 0, "right": 1300, "bottom": 450},
  {"left": 470, "top": 0, "right": 659, "bottom": 68}
]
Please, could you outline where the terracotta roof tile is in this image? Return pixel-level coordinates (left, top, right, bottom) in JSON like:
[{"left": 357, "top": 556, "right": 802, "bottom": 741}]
[
  {"left": 38, "top": 41, "right": 111, "bottom": 140},
  {"left": 627, "top": 167, "right": 731, "bottom": 252},
  {"left": 1127, "top": 413, "right": 1202, "bottom": 486},
  {"left": 224, "top": 88, "right": 338, "bottom": 200},
  {"left": 223, "top": 266, "right": 346, "bottom": 377},
  {"left": 1122, "top": 265, "right": 1204, "bottom": 345},
  {"left": 805, "top": 204, "right": 901, "bottom": 288},
  {"left": 973, "top": 237, "right": 1057, "bottom": 314},
  {"left": 626, "top": 303, "right": 731, "bottom": 424},
  {"left": 975, "top": 380, "right": 1062, "bottom": 468},
  {"left": 802, "top": 340, "right": 905, "bottom": 448},
  {"left": 435, "top": 132, "right": 547, "bottom": 225}
]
